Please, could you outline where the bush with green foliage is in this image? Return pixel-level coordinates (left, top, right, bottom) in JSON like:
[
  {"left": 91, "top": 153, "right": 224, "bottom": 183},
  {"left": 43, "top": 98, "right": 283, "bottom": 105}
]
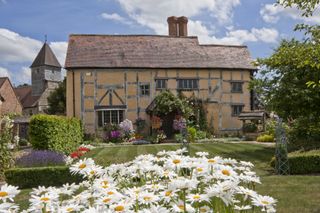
[
  {"left": 174, "top": 133, "right": 184, "bottom": 143},
  {"left": 0, "top": 116, "right": 14, "bottom": 179},
  {"left": 152, "top": 91, "right": 193, "bottom": 118},
  {"left": 196, "top": 130, "right": 207, "bottom": 140},
  {"left": 257, "top": 134, "right": 274, "bottom": 142},
  {"left": 243, "top": 122, "right": 258, "bottom": 133},
  {"left": 187, "top": 127, "right": 197, "bottom": 143},
  {"left": 29, "top": 114, "right": 83, "bottom": 154},
  {"left": 288, "top": 117, "right": 320, "bottom": 151},
  {"left": 270, "top": 150, "right": 320, "bottom": 174},
  {"left": 5, "top": 166, "right": 83, "bottom": 189}
]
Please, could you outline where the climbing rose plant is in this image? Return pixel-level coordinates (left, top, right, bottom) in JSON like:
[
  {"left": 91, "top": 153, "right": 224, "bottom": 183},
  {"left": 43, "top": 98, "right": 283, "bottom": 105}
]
[{"left": 0, "top": 149, "right": 276, "bottom": 212}]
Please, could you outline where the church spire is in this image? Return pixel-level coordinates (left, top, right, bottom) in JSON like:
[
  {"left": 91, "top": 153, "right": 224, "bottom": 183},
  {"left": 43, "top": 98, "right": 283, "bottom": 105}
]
[{"left": 30, "top": 42, "right": 61, "bottom": 68}]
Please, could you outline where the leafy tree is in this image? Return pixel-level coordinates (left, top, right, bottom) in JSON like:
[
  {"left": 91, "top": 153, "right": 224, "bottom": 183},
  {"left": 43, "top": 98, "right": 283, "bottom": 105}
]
[
  {"left": 47, "top": 78, "right": 66, "bottom": 115},
  {"left": 251, "top": 39, "right": 320, "bottom": 120},
  {"left": 251, "top": 1, "right": 320, "bottom": 149},
  {"left": 278, "top": 0, "right": 320, "bottom": 17}
]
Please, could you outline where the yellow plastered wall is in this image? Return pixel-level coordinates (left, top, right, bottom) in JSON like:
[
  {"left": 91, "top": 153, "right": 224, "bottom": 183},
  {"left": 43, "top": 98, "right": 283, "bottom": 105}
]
[{"left": 66, "top": 68, "right": 252, "bottom": 134}]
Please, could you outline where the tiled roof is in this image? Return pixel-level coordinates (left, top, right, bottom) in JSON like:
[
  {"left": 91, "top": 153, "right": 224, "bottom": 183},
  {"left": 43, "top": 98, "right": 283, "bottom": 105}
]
[
  {"left": 30, "top": 43, "right": 62, "bottom": 68},
  {"left": 0, "top": 77, "right": 8, "bottom": 88},
  {"left": 65, "top": 35, "right": 256, "bottom": 70},
  {"left": 14, "top": 86, "right": 39, "bottom": 108}
]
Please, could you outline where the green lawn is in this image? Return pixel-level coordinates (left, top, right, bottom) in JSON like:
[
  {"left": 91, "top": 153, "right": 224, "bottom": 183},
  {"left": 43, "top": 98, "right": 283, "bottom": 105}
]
[
  {"left": 84, "top": 143, "right": 320, "bottom": 213},
  {"left": 15, "top": 143, "right": 320, "bottom": 212}
]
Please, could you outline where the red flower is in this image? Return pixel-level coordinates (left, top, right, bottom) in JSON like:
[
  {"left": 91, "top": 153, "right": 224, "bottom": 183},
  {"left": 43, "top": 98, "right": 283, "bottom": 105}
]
[
  {"left": 78, "top": 147, "right": 90, "bottom": 152},
  {"left": 70, "top": 151, "right": 83, "bottom": 159}
]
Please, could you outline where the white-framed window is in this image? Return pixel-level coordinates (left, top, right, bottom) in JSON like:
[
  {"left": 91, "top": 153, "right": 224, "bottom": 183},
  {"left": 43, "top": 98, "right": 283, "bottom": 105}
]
[
  {"left": 177, "top": 79, "right": 198, "bottom": 90},
  {"left": 140, "top": 84, "right": 150, "bottom": 96},
  {"left": 231, "top": 105, "right": 244, "bottom": 117},
  {"left": 97, "top": 109, "right": 125, "bottom": 127},
  {"left": 231, "top": 82, "right": 243, "bottom": 93},
  {"left": 155, "top": 79, "right": 167, "bottom": 89}
]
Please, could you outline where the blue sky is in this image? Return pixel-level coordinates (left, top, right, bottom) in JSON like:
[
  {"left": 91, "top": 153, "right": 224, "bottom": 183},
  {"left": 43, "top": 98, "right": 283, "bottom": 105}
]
[{"left": 0, "top": 0, "right": 317, "bottom": 85}]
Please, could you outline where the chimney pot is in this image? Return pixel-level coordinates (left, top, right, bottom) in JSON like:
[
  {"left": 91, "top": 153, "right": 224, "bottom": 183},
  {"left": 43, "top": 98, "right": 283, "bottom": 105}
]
[
  {"left": 167, "top": 16, "right": 178, "bottom": 37},
  {"left": 177, "top": 16, "right": 188, "bottom": 37}
]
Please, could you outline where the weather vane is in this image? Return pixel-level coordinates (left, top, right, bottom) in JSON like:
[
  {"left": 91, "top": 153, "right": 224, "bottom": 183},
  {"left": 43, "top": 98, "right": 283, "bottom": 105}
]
[{"left": 44, "top": 34, "right": 47, "bottom": 43}]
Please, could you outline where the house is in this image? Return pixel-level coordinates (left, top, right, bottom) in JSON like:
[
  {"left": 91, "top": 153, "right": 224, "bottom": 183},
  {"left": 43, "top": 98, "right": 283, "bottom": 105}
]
[
  {"left": 14, "top": 42, "right": 62, "bottom": 115},
  {"left": 65, "top": 16, "right": 256, "bottom": 135},
  {"left": 0, "top": 77, "right": 22, "bottom": 116}
]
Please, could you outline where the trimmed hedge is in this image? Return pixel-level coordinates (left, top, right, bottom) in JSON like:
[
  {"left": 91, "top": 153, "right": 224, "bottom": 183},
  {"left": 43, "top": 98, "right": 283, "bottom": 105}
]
[
  {"left": 257, "top": 134, "right": 274, "bottom": 142},
  {"left": 271, "top": 150, "right": 320, "bottom": 174},
  {"left": 5, "top": 166, "right": 83, "bottom": 189},
  {"left": 29, "top": 114, "right": 83, "bottom": 154}
]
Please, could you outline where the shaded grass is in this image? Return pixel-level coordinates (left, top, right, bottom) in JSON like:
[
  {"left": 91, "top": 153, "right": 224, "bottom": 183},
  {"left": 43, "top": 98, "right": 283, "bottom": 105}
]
[{"left": 15, "top": 143, "right": 320, "bottom": 212}]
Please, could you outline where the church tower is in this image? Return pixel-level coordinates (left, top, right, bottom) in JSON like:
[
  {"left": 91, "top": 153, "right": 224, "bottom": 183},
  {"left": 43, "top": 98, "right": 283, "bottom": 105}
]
[{"left": 30, "top": 42, "right": 62, "bottom": 96}]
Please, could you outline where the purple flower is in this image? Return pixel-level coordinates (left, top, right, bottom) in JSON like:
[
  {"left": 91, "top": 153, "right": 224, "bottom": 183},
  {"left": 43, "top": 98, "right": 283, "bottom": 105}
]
[
  {"left": 110, "top": 130, "right": 121, "bottom": 138},
  {"left": 15, "top": 150, "right": 66, "bottom": 168},
  {"left": 173, "top": 118, "right": 187, "bottom": 131}
]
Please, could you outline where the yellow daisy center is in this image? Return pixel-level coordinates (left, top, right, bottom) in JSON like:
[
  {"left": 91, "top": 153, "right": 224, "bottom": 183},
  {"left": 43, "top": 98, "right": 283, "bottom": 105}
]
[
  {"left": 102, "top": 185, "right": 109, "bottom": 189},
  {"left": 90, "top": 170, "right": 95, "bottom": 175},
  {"left": 178, "top": 205, "right": 184, "bottom": 210},
  {"left": 0, "top": 191, "right": 8, "bottom": 197},
  {"left": 222, "top": 169, "right": 231, "bottom": 176},
  {"left": 107, "top": 191, "right": 114, "bottom": 195},
  {"left": 78, "top": 164, "right": 86, "bottom": 169},
  {"left": 103, "top": 198, "right": 111, "bottom": 203},
  {"left": 200, "top": 208, "right": 207, "bottom": 212},
  {"left": 165, "top": 191, "right": 172, "bottom": 196},
  {"left": 40, "top": 197, "right": 50, "bottom": 202},
  {"left": 143, "top": 196, "right": 152, "bottom": 201},
  {"left": 262, "top": 200, "right": 269, "bottom": 205},
  {"left": 193, "top": 195, "right": 201, "bottom": 200},
  {"left": 114, "top": 205, "right": 125, "bottom": 211},
  {"left": 66, "top": 207, "right": 74, "bottom": 212},
  {"left": 208, "top": 159, "right": 215, "bottom": 163},
  {"left": 102, "top": 181, "right": 109, "bottom": 185},
  {"left": 173, "top": 159, "right": 181, "bottom": 164},
  {"left": 197, "top": 168, "right": 203, "bottom": 172}
]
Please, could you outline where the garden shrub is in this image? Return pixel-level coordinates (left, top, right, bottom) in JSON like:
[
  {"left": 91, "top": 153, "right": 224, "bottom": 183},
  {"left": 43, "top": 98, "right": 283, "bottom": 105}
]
[
  {"left": 18, "top": 138, "right": 29, "bottom": 146},
  {"left": 288, "top": 117, "right": 320, "bottom": 151},
  {"left": 187, "top": 127, "right": 197, "bottom": 143},
  {"left": 174, "top": 133, "right": 184, "bottom": 143},
  {"left": 270, "top": 150, "right": 320, "bottom": 174},
  {"left": 29, "top": 114, "right": 83, "bottom": 154},
  {"left": 5, "top": 166, "right": 83, "bottom": 189},
  {"left": 15, "top": 150, "right": 66, "bottom": 168},
  {"left": 0, "top": 116, "right": 14, "bottom": 179},
  {"left": 196, "top": 130, "right": 207, "bottom": 140},
  {"left": 243, "top": 122, "right": 258, "bottom": 133},
  {"left": 257, "top": 134, "right": 274, "bottom": 142}
]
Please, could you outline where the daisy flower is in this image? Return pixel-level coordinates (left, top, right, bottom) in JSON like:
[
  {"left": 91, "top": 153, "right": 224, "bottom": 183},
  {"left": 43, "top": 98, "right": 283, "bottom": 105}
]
[
  {"left": 0, "top": 184, "right": 20, "bottom": 202},
  {"left": 187, "top": 193, "right": 208, "bottom": 204}
]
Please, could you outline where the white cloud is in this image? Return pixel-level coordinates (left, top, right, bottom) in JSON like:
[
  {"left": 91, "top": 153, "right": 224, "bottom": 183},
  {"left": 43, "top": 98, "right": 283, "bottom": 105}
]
[
  {"left": 0, "top": 67, "right": 10, "bottom": 78},
  {"left": 0, "top": 28, "right": 42, "bottom": 63},
  {"left": 116, "top": 0, "right": 240, "bottom": 35},
  {"left": 18, "top": 67, "right": 31, "bottom": 84},
  {"left": 260, "top": 3, "right": 320, "bottom": 24},
  {"left": 49, "top": 41, "right": 68, "bottom": 66},
  {"left": 187, "top": 21, "right": 279, "bottom": 45},
  {"left": 101, "top": 12, "right": 131, "bottom": 25},
  {"left": 0, "top": 28, "right": 67, "bottom": 66}
]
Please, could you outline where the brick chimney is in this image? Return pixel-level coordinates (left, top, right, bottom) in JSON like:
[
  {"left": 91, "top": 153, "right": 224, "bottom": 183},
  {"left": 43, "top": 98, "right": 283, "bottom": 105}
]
[
  {"left": 167, "top": 16, "right": 188, "bottom": 37},
  {"left": 167, "top": 16, "right": 178, "bottom": 36},
  {"left": 177, "top": 16, "right": 188, "bottom": 37}
]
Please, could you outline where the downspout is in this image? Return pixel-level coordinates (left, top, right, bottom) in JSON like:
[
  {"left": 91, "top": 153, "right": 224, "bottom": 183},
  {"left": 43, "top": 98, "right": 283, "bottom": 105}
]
[{"left": 72, "top": 70, "right": 75, "bottom": 117}]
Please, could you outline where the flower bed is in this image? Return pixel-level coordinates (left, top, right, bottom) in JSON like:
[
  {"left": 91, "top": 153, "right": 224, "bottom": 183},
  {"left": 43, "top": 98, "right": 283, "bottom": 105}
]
[{"left": 1, "top": 149, "right": 276, "bottom": 212}]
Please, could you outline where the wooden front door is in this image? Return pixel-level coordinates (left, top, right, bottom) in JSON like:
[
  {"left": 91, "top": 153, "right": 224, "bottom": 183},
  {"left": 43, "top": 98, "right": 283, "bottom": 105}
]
[{"left": 161, "top": 112, "right": 176, "bottom": 138}]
